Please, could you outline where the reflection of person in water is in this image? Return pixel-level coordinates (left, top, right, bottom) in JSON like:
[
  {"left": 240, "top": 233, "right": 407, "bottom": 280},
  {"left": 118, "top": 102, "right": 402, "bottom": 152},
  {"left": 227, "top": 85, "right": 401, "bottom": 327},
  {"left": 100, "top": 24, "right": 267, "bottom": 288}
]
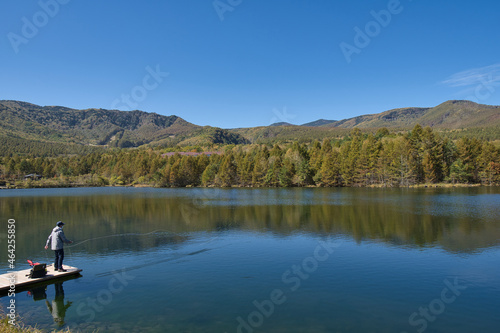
[{"left": 45, "top": 282, "right": 72, "bottom": 326}]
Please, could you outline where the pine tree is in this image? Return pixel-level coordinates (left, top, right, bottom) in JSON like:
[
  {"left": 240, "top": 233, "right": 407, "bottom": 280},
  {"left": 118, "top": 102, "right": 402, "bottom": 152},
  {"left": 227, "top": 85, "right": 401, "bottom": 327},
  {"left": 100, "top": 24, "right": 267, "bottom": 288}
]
[
  {"left": 252, "top": 147, "right": 269, "bottom": 187},
  {"left": 319, "top": 150, "right": 340, "bottom": 187},
  {"left": 441, "top": 138, "right": 457, "bottom": 181},
  {"left": 421, "top": 127, "right": 444, "bottom": 183},
  {"left": 201, "top": 162, "right": 218, "bottom": 187},
  {"left": 405, "top": 125, "right": 425, "bottom": 183},
  {"left": 456, "top": 137, "right": 482, "bottom": 183},
  {"left": 169, "top": 159, "right": 184, "bottom": 187},
  {"left": 161, "top": 163, "right": 171, "bottom": 187},
  {"left": 237, "top": 153, "right": 254, "bottom": 186},
  {"left": 181, "top": 156, "right": 200, "bottom": 186},
  {"left": 278, "top": 158, "right": 294, "bottom": 187},
  {"left": 478, "top": 142, "right": 499, "bottom": 185},
  {"left": 340, "top": 130, "right": 362, "bottom": 186},
  {"left": 265, "top": 155, "right": 283, "bottom": 187},
  {"left": 355, "top": 134, "right": 380, "bottom": 186},
  {"left": 217, "top": 154, "right": 237, "bottom": 187},
  {"left": 308, "top": 140, "right": 322, "bottom": 177},
  {"left": 449, "top": 159, "right": 470, "bottom": 184}
]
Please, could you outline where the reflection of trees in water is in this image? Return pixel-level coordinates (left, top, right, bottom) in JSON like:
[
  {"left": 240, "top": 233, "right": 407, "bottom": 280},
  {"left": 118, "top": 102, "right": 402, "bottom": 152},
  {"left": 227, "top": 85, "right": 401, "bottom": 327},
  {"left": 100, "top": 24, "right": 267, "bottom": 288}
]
[{"left": 1, "top": 190, "right": 499, "bottom": 257}]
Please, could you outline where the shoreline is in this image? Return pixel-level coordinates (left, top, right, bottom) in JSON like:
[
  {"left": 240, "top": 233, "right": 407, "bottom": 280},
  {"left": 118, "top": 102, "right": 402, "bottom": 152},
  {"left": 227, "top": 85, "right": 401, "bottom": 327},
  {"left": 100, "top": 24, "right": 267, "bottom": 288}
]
[{"left": 0, "top": 182, "right": 493, "bottom": 190}]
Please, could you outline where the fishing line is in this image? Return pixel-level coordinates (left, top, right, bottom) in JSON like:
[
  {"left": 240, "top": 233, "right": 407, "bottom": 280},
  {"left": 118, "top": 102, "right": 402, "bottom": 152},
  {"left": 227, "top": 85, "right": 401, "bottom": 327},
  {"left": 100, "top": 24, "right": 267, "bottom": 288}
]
[
  {"left": 66, "top": 229, "right": 225, "bottom": 249},
  {"left": 41, "top": 230, "right": 172, "bottom": 265},
  {"left": 94, "top": 248, "right": 212, "bottom": 277},
  {"left": 65, "top": 229, "right": 172, "bottom": 248},
  {"left": 94, "top": 242, "right": 231, "bottom": 278},
  {"left": 67, "top": 244, "right": 73, "bottom": 261},
  {"left": 45, "top": 228, "right": 228, "bottom": 278}
]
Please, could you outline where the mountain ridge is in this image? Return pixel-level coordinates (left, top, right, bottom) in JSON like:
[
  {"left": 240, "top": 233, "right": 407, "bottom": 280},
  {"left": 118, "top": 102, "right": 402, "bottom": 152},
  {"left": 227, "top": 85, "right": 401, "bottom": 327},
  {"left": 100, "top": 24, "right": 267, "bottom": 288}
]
[
  {"left": 299, "top": 100, "right": 500, "bottom": 129},
  {"left": 1, "top": 99, "right": 499, "bottom": 153},
  {"left": 0, "top": 100, "right": 248, "bottom": 148}
]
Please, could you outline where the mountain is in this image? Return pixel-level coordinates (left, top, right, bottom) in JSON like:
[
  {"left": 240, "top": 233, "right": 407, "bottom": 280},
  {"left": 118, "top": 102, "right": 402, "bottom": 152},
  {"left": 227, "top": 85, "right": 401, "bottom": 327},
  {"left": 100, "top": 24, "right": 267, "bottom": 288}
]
[
  {"left": 270, "top": 122, "right": 295, "bottom": 127},
  {"left": 301, "top": 119, "right": 336, "bottom": 127},
  {"left": 302, "top": 100, "right": 500, "bottom": 129},
  {"left": 230, "top": 100, "right": 500, "bottom": 143},
  {"left": 0, "top": 100, "right": 248, "bottom": 151},
  {"left": 1, "top": 99, "right": 499, "bottom": 155}
]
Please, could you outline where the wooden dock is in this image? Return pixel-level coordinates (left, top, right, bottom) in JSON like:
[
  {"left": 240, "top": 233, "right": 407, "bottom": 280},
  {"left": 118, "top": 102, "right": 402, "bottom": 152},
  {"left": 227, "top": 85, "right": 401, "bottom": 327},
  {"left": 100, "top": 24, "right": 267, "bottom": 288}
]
[{"left": 0, "top": 264, "right": 82, "bottom": 294}]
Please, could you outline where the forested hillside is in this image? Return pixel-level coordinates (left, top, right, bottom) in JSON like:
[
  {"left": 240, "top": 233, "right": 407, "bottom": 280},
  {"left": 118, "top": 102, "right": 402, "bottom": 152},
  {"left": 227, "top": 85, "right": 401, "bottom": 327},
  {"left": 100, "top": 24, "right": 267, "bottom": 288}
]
[
  {"left": 0, "top": 100, "right": 248, "bottom": 150},
  {"left": 1, "top": 126, "right": 499, "bottom": 188}
]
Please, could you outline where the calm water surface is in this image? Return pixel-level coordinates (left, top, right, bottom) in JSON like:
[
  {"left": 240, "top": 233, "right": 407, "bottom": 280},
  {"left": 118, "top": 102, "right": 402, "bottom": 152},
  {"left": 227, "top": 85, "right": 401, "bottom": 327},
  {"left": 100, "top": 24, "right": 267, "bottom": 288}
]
[{"left": 1, "top": 187, "right": 499, "bottom": 332}]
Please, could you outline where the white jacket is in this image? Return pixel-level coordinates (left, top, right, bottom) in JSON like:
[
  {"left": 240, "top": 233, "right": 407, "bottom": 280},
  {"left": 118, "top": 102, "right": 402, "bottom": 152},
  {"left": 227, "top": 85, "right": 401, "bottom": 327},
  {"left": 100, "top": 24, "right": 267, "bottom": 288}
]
[{"left": 46, "top": 226, "right": 70, "bottom": 250}]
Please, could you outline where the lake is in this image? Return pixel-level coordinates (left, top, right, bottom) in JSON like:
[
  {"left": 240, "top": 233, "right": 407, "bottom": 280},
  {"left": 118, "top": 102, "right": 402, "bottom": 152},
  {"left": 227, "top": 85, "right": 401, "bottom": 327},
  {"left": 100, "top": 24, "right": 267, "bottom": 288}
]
[{"left": 1, "top": 187, "right": 499, "bottom": 332}]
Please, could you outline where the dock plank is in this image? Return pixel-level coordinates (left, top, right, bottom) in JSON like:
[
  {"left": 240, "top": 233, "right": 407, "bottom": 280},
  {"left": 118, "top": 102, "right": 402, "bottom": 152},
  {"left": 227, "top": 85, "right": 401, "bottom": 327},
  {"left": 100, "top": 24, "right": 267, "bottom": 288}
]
[{"left": 0, "top": 265, "right": 82, "bottom": 293}]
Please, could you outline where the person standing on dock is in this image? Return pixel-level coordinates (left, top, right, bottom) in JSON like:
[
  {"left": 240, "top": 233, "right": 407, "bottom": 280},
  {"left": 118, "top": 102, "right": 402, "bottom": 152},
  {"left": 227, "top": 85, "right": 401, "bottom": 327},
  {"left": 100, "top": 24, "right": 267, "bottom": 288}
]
[{"left": 45, "top": 221, "right": 73, "bottom": 272}]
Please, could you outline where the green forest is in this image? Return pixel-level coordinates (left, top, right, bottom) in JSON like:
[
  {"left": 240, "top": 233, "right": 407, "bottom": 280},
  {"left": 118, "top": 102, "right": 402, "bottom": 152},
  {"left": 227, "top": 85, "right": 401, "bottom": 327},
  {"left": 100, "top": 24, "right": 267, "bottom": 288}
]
[{"left": 1, "top": 125, "right": 499, "bottom": 188}]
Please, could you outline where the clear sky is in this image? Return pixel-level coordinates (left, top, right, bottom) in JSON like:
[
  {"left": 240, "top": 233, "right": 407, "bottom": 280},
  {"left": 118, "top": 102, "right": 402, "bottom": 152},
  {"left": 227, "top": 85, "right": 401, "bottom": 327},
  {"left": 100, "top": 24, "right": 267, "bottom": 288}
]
[{"left": 1, "top": 0, "right": 499, "bottom": 128}]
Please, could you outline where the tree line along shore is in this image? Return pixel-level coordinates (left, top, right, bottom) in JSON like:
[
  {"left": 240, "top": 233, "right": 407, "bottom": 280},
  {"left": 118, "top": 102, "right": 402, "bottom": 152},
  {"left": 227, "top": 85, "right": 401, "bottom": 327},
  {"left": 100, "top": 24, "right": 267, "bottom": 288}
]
[{"left": 1, "top": 125, "right": 499, "bottom": 189}]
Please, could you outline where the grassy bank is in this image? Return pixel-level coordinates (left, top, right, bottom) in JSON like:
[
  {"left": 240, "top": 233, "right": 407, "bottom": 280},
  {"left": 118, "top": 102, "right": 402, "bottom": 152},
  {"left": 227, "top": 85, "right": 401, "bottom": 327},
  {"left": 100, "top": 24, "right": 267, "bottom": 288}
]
[
  {"left": 408, "top": 183, "right": 483, "bottom": 188},
  {"left": 0, "top": 316, "right": 72, "bottom": 333}
]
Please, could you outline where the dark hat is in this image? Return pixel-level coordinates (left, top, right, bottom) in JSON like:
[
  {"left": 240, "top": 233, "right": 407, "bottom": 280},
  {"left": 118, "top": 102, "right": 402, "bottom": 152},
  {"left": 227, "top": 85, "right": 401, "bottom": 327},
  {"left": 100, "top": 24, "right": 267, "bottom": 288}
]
[{"left": 56, "top": 221, "right": 65, "bottom": 227}]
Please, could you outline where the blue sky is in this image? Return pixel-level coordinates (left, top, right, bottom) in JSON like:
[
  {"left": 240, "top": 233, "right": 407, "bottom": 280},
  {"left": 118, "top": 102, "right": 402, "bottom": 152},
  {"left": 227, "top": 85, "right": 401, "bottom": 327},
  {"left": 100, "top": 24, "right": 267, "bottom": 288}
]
[{"left": 1, "top": 0, "right": 499, "bottom": 128}]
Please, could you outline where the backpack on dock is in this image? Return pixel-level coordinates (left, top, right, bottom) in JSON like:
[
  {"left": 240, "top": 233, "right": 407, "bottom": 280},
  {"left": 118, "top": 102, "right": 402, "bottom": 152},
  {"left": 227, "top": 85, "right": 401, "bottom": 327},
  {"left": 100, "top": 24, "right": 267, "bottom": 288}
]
[{"left": 27, "top": 260, "right": 47, "bottom": 279}]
